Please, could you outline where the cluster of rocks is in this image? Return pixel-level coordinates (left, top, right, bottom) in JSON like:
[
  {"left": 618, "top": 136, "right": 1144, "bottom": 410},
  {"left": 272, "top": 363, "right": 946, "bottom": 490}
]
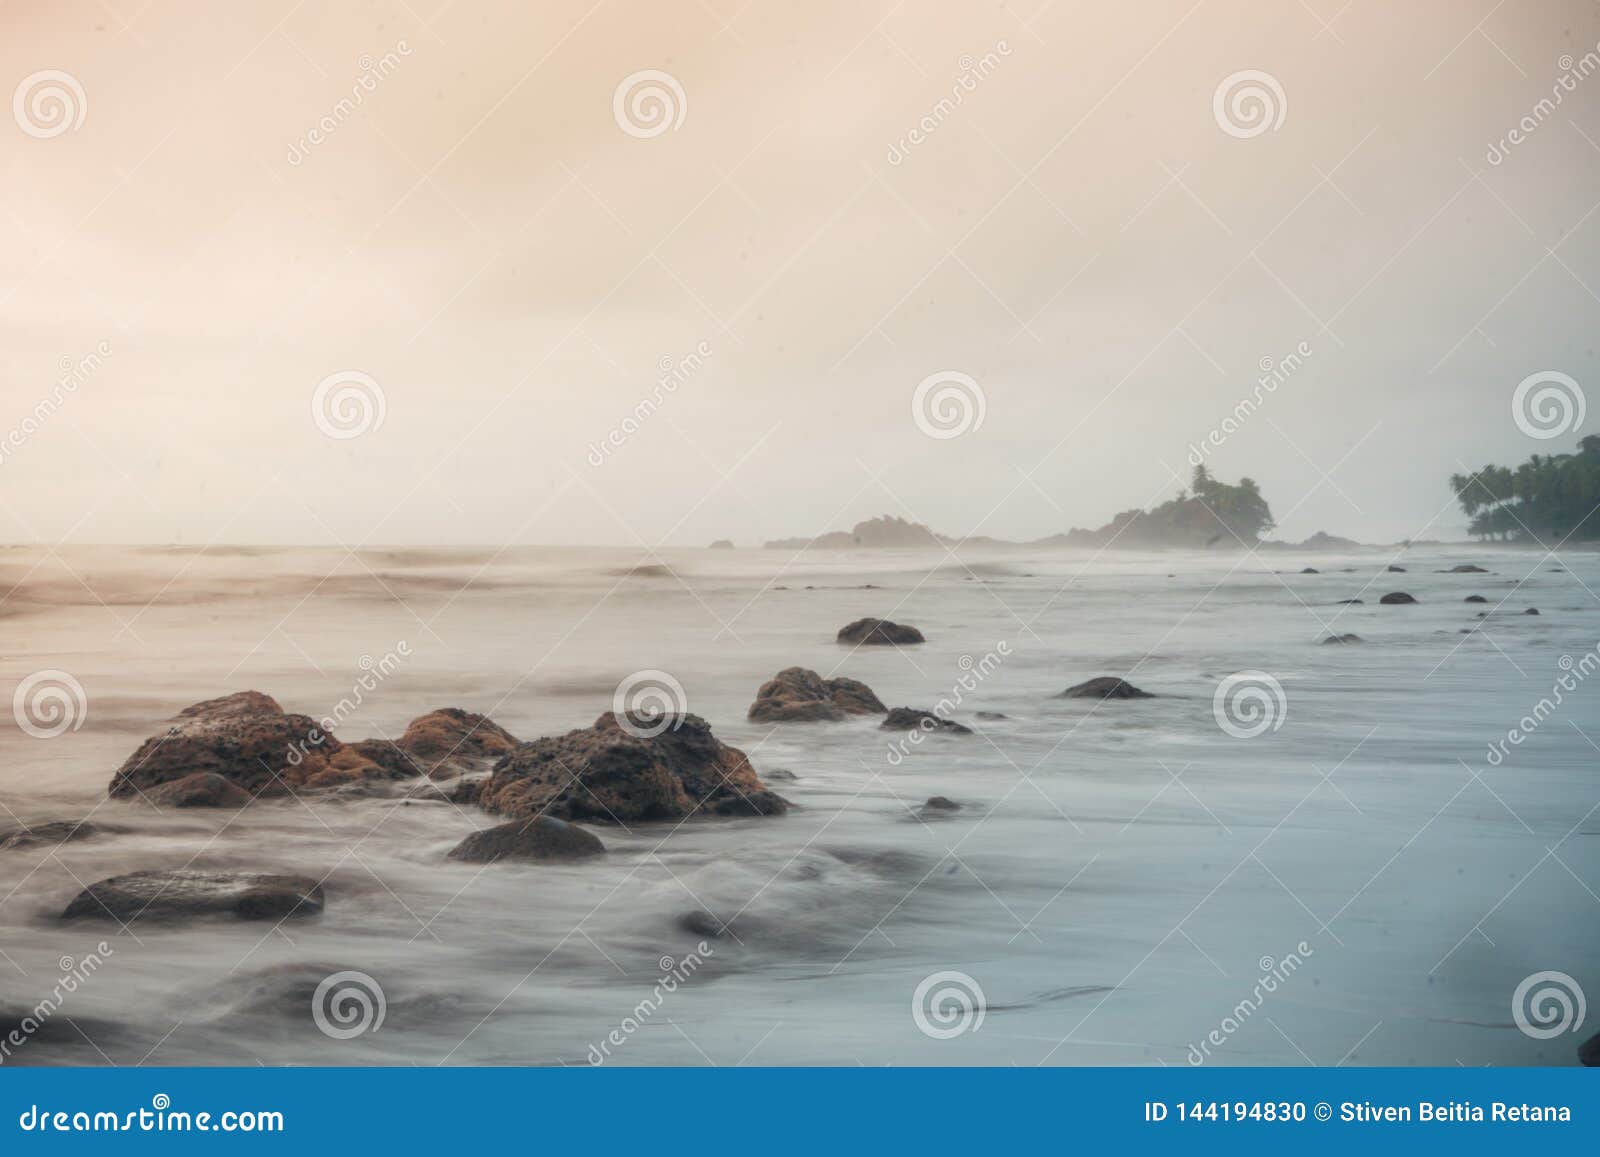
[{"left": 29, "top": 684, "right": 802, "bottom": 923}]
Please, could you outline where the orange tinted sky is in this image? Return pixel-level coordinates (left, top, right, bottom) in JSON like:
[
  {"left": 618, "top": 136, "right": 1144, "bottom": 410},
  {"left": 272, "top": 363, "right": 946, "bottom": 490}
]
[{"left": 2, "top": 0, "right": 1597, "bottom": 544}]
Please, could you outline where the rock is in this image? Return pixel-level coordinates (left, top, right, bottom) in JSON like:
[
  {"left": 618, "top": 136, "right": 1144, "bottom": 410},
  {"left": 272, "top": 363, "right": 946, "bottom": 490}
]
[
  {"left": 764, "top": 768, "right": 799, "bottom": 782},
  {"left": 1378, "top": 592, "right": 1416, "bottom": 605},
  {"left": 144, "top": 773, "right": 253, "bottom": 809},
  {"left": 61, "top": 870, "right": 324, "bottom": 923},
  {"left": 747, "top": 667, "right": 885, "bottom": 723},
  {"left": 107, "top": 691, "right": 402, "bottom": 805},
  {"left": 1524, "top": 607, "right": 1541, "bottom": 615},
  {"left": 836, "top": 617, "right": 925, "bottom": 646},
  {"left": 1464, "top": 595, "right": 1487, "bottom": 603},
  {"left": 975, "top": 711, "right": 1008, "bottom": 720},
  {"left": 1334, "top": 598, "right": 1364, "bottom": 605},
  {"left": 344, "top": 739, "right": 426, "bottom": 780},
  {"left": 478, "top": 712, "right": 788, "bottom": 824},
  {"left": 708, "top": 539, "right": 734, "bottom": 550},
  {"left": 1300, "top": 567, "right": 1320, "bottom": 574},
  {"left": 446, "top": 817, "right": 605, "bottom": 863},
  {"left": 1442, "top": 564, "right": 1489, "bottom": 573},
  {"left": 0, "top": 820, "right": 100, "bottom": 852},
  {"left": 678, "top": 909, "right": 729, "bottom": 938},
  {"left": 1320, "top": 633, "right": 1363, "bottom": 644},
  {"left": 1060, "top": 676, "right": 1153, "bottom": 700},
  {"left": 398, "top": 708, "right": 519, "bottom": 778},
  {"left": 1580, "top": 1029, "right": 1600, "bottom": 1067},
  {"left": 881, "top": 707, "right": 971, "bottom": 734},
  {"left": 922, "top": 796, "right": 960, "bottom": 811},
  {"left": 448, "top": 777, "right": 484, "bottom": 806},
  {"left": 1387, "top": 565, "right": 1406, "bottom": 572}
]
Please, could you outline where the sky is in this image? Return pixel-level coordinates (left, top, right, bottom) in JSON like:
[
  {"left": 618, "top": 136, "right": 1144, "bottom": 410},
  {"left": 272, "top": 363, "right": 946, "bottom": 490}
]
[{"left": 2, "top": 0, "right": 1598, "bottom": 546}]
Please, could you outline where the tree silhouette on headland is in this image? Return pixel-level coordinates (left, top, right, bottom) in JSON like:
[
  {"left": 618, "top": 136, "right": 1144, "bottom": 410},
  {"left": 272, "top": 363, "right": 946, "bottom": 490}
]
[{"left": 1450, "top": 436, "right": 1600, "bottom": 542}]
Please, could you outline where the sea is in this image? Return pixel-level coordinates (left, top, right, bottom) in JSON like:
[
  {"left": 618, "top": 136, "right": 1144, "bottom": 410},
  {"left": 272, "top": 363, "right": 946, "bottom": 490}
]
[{"left": 0, "top": 542, "right": 1594, "bottom": 1066}]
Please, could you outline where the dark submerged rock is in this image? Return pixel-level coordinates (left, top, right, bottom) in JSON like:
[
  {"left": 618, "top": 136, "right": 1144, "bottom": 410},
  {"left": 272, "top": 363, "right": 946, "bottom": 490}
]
[
  {"left": 922, "top": 796, "right": 961, "bottom": 811},
  {"left": 764, "top": 768, "right": 799, "bottom": 782},
  {"left": 1321, "top": 633, "right": 1363, "bottom": 644},
  {"left": 61, "top": 870, "right": 324, "bottom": 923},
  {"left": 447, "top": 816, "right": 605, "bottom": 863},
  {"left": 478, "top": 712, "right": 787, "bottom": 824},
  {"left": 1524, "top": 607, "right": 1541, "bottom": 615},
  {"left": 747, "top": 667, "right": 885, "bottom": 723},
  {"left": 1580, "top": 1029, "right": 1600, "bottom": 1067},
  {"left": 836, "top": 617, "right": 925, "bottom": 646},
  {"left": 1442, "top": 564, "right": 1489, "bottom": 573},
  {"left": 1334, "top": 598, "right": 1364, "bottom": 605},
  {"left": 1387, "top": 565, "right": 1406, "bottom": 572},
  {"left": 975, "top": 711, "right": 1008, "bottom": 720},
  {"left": 1300, "top": 567, "right": 1320, "bottom": 574},
  {"left": 1464, "top": 595, "right": 1487, "bottom": 603},
  {"left": 144, "top": 772, "right": 253, "bottom": 808},
  {"left": 678, "top": 909, "right": 729, "bottom": 938},
  {"left": 881, "top": 707, "right": 972, "bottom": 734},
  {"left": 1060, "top": 676, "right": 1153, "bottom": 700},
  {"left": 0, "top": 820, "right": 101, "bottom": 852},
  {"left": 1379, "top": 592, "right": 1417, "bottom": 605}
]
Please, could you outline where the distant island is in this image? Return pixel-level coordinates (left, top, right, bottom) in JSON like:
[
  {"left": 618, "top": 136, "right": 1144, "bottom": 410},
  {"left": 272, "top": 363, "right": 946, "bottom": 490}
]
[
  {"left": 752, "top": 466, "right": 1359, "bottom": 551},
  {"left": 1451, "top": 435, "right": 1600, "bottom": 542}
]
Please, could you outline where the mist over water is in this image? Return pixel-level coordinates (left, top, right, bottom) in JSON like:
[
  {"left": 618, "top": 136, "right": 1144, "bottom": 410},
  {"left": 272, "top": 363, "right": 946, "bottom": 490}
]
[{"left": 0, "top": 544, "right": 1593, "bottom": 1065}]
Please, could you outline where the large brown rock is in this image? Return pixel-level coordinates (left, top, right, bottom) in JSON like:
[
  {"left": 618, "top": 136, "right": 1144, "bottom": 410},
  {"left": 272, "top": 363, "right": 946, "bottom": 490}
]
[
  {"left": 837, "top": 617, "right": 925, "bottom": 645},
  {"left": 61, "top": 870, "right": 324, "bottom": 923},
  {"left": 747, "top": 667, "right": 885, "bottom": 723},
  {"left": 106, "top": 691, "right": 418, "bottom": 805},
  {"left": 478, "top": 712, "right": 788, "bottom": 824},
  {"left": 398, "top": 708, "right": 519, "bottom": 778}
]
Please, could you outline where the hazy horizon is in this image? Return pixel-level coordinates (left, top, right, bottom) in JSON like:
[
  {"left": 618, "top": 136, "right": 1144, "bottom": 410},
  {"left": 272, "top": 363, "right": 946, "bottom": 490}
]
[{"left": 4, "top": 1, "right": 1599, "bottom": 547}]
